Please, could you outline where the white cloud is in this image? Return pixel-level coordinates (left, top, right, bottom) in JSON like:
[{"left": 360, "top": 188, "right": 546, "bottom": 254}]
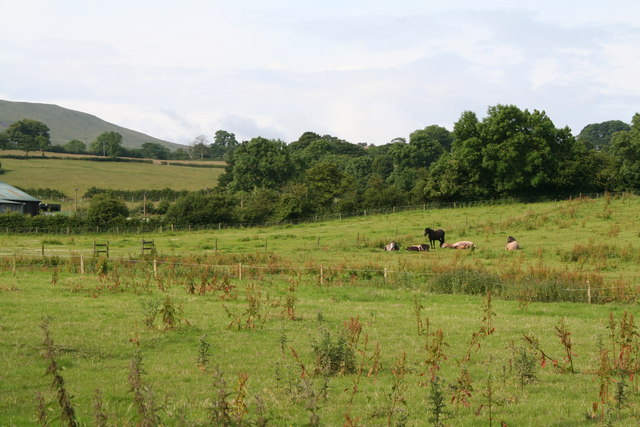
[{"left": 1, "top": 1, "right": 639, "bottom": 145}]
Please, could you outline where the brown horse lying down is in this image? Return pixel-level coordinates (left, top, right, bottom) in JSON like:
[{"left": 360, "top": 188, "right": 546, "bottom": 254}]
[
  {"left": 406, "top": 244, "right": 430, "bottom": 251},
  {"left": 441, "top": 241, "right": 475, "bottom": 250},
  {"left": 506, "top": 236, "right": 520, "bottom": 250}
]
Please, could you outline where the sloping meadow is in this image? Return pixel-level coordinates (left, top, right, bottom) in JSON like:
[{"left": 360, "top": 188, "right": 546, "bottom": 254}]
[{"left": 1, "top": 194, "right": 639, "bottom": 425}]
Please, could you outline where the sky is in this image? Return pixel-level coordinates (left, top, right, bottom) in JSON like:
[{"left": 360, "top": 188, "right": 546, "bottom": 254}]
[{"left": 1, "top": 1, "right": 639, "bottom": 146}]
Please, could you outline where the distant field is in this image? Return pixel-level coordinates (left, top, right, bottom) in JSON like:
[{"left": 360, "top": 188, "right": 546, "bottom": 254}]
[{"left": 0, "top": 154, "right": 223, "bottom": 201}]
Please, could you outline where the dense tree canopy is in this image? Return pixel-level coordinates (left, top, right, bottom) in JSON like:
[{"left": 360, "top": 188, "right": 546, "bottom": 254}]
[
  {"left": 223, "top": 137, "right": 294, "bottom": 192},
  {"left": 608, "top": 114, "right": 640, "bottom": 191},
  {"left": 4, "top": 118, "right": 50, "bottom": 155},
  {"left": 577, "top": 120, "right": 630, "bottom": 151}
]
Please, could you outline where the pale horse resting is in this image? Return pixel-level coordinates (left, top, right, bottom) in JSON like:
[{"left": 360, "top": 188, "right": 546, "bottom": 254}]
[
  {"left": 506, "top": 236, "right": 520, "bottom": 251},
  {"left": 441, "top": 241, "right": 476, "bottom": 250},
  {"left": 384, "top": 241, "right": 400, "bottom": 251}
]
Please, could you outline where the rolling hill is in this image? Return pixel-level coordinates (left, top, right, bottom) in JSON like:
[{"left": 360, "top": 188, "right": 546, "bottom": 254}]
[{"left": 0, "top": 99, "right": 184, "bottom": 151}]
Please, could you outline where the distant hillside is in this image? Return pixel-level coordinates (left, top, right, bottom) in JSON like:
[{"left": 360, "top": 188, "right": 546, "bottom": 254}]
[{"left": 0, "top": 99, "right": 184, "bottom": 151}]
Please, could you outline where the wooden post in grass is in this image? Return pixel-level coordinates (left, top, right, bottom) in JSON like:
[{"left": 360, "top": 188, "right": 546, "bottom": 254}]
[
  {"left": 384, "top": 267, "right": 388, "bottom": 284},
  {"left": 80, "top": 255, "right": 84, "bottom": 274},
  {"left": 153, "top": 259, "right": 158, "bottom": 279},
  {"left": 12, "top": 254, "right": 16, "bottom": 275},
  {"left": 320, "top": 265, "right": 324, "bottom": 286},
  {"left": 239, "top": 263, "right": 242, "bottom": 280},
  {"left": 41, "top": 243, "right": 44, "bottom": 257},
  {"left": 587, "top": 280, "right": 592, "bottom": 304}
]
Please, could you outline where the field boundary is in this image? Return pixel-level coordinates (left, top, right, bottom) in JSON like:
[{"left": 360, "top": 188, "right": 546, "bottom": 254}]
[{"left": 3, "top": 254, "right": 639, "bottom": 303}]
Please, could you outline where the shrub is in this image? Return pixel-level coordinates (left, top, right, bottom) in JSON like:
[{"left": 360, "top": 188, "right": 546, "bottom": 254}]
[
  {"left": 311, "top": 328, "right": 356, "bottom": 376},
  {"left": 86, "top": 193, "right": 129, "bottom": 228},
  {"left": 165, "top": 190, "right": 237, "bottom": 226}
]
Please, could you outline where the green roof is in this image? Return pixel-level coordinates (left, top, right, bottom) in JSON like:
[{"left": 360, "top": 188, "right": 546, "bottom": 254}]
[{"left": 0, "top": 182, "right": 40, "bottom": 202}]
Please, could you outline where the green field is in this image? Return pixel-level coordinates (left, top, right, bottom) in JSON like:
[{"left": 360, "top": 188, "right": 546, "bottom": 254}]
[
  {"left": 1, "top": 195, "right": 639, "bottom": 425},
  {"left": 0, "top": 156, "right": 222, "bottom": 204}
]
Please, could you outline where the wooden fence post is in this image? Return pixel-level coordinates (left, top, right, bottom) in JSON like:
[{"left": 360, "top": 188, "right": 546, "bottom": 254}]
[
  {"left": 41, "top": 244, "right": 44, "bottom": 257},
  {"left": 384, "top": 267, "right": 388, "bottom": 284},
  {"left": 239, "top": 263, "right": 242, "bottom": 280},
  {"left": 587, "top": 280, "right": 592, "bottom": 304},
  {"left": 12, "top": 254, "right": 16, "bottom": 275},
  {"left": 153, "top": 259, "right": 158, "bottom": 279},
  {"left": 320, "top": 265, "right": 324, "bottom": 286},
  {"left": 80, "top": 255, "right": 84, "bottom": 274}
]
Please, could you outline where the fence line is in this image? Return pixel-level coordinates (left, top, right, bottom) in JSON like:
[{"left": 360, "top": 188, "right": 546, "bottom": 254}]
[
  {"left": 3, "top": 254, "right": 639, "bottom": 295},
  {"left": 0, "top": 191, "right": 629, "bottom": 236}
]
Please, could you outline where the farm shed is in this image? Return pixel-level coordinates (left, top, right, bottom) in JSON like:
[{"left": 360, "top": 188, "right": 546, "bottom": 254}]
[{"left": 0, "top": 182, "right": 40, "bottom": 215}]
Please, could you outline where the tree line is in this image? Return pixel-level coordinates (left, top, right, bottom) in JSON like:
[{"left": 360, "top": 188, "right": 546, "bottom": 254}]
[
  {"left": 198, "top": 105, "right": 639, "bottom": 225},
  {"left": 2, "top": 104, "right": 639, "bottom": 229},
  {"left": 0, "top": 122, "right": 238, "bottom": 161}
]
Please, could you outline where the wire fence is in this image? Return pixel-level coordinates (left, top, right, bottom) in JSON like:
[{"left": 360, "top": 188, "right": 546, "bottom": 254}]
[{"left": 2, "top": 253, "right": 639, "bottom": 304}]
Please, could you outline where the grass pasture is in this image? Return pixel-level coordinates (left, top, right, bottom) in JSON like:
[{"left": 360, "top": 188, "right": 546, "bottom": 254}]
[{"left": 1, "top": 195, "right": 640, "bottom": 425}]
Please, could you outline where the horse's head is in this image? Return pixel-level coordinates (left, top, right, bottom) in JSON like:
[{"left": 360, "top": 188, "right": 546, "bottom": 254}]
[
  {"left": 507, "top": 236, "right": 516, "bottom": 243},
  {"left": 424, "top": 228, "right": 431, "bottom": 236}
]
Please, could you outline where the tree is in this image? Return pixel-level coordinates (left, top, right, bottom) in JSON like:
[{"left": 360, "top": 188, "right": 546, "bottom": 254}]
[
  {"left": 0, "top": 132, "right": 10, "bottom": 149},
  {"left": 64, "top": 139, "right": 86, "bottom": 153},
  {"left": 211, "top": 130, "right": 238, "bottom": 159},
  {"left": 303, "top": 160, "right": 347, "bottom": 211},
  {"left": 577, "top": 120, "right": 630, "bottom": 151},
  {"left": 90, "top": 132, "right": 123, "bottom": 157},
  {"left": 452, "top": 111, "right": 480, "bottom": 143},
  {"left": 141, "top": 142, "right": 170, "bottom": 160},
  {"left": 608, "top": 113, "right": 640, "bottom": 191},
  {"left": 190, "top": 135, "right": 209, "bottom": 159},
  {"left": 411, "top": 125, "right": 453, "bottom": 152},
  {"left": 480, "top": 105, "right": 554, "bottom": 196},
  {"left": 86, "top": 193, "right": 129, "bottom": 228},
  {"left": 5, "top": 118, "right": 50, "bottom": 156},
  {"left": 36, "top": 135, "right": 51, "bottom": 156},
  {"left": 223, "top": 137, "right": 294, "bottom": 192}
]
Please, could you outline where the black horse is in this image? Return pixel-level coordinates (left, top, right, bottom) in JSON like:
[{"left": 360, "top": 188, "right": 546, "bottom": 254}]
[{"left": 424, "top": 228, "right": 445, "bottom": 249}]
